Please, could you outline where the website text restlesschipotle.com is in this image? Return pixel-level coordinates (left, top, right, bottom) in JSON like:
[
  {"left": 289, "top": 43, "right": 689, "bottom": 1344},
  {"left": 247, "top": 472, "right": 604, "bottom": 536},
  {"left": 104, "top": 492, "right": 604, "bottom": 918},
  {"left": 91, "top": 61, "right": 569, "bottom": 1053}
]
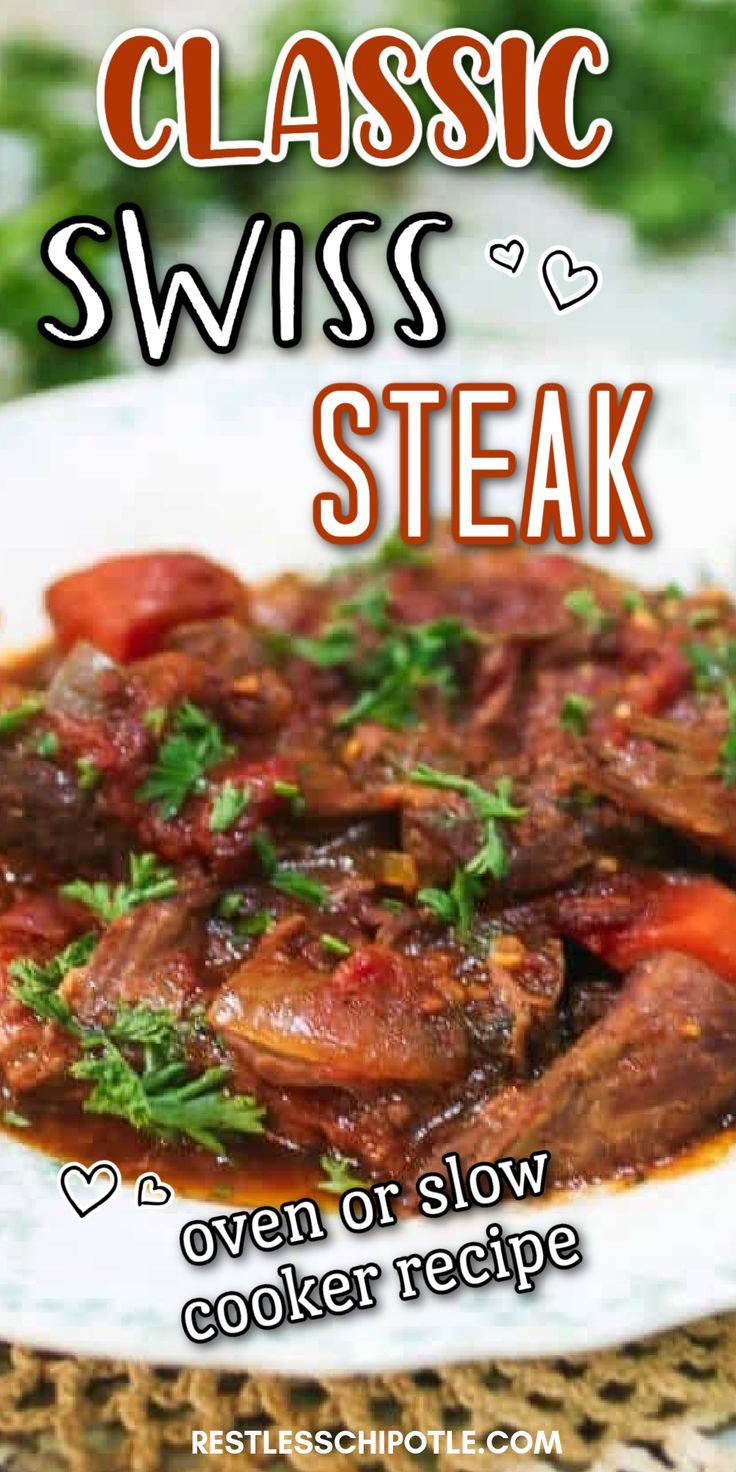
[{"left": 192, "top": 1429, "right": 563, "bottom": 1457}]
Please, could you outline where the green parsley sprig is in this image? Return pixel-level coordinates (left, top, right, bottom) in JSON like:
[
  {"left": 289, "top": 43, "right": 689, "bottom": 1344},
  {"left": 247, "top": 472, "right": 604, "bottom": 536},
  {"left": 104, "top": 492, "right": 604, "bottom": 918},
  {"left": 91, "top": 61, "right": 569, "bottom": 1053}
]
[
  {"left": 319, "top": 1154, "right": 369, "bottom": 1194},
  {"left": 9, "top": 932, "right": 97, "bottom": 1026},
  {"left": 564, "top": 587, "right": 612, "bottom": 635},
  {"left": 410, "top": 765, "right": 526, "bottom": 935},
  {"left": 560, "top": 693, "right": 594, "bottom": 736},
  {"left": 209, "top": 781, "right": 251, "bottom": 833},
  {"left": 11, "top": 934, "right": 265, "bottom": 1154},
  {"left": 253, "top": 832, "right": 327, "bottom": 907},
  {"left": 291, "top": 584, "right": 476, "bottom": 730},
  {"left": 138, "top": 701, "right": 234, "bottom": 819},
  {"left": 0, "top": 696, "right": 43, "bottom": 735},
  {"left": 60, "top": 852, "right": 177, "bottom": 922}
]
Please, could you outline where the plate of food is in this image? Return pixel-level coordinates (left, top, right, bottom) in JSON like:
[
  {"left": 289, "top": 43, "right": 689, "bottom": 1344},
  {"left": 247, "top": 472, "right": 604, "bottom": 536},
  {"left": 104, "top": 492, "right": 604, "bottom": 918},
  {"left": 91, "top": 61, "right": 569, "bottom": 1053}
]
[{"left": 0, "top": 350, "right": 735, "bottom": 1374}]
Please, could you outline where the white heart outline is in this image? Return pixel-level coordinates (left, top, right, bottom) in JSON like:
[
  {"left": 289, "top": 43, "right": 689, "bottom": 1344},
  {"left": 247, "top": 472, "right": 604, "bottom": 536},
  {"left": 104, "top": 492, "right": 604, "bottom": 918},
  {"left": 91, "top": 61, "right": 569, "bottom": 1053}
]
[
  {"left": 484, "top": 234, "right": 529, "bottom": 277},
  {"left": 135, "top": 1170, "right": 174, "bottom": 1208},
  {"left": 539, "top": 246, "right": 601, "bottom": 314},
  {"left": 57, "top": 1160, "right": 121, "bottom": 1219}
]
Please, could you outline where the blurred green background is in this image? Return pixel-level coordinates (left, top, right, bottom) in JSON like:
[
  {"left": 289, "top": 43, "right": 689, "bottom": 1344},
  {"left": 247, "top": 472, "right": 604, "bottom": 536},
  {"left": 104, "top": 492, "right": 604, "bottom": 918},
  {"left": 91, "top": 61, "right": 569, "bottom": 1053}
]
[{"left": 1, "top": 0, "right": 736, "bottom": 396}]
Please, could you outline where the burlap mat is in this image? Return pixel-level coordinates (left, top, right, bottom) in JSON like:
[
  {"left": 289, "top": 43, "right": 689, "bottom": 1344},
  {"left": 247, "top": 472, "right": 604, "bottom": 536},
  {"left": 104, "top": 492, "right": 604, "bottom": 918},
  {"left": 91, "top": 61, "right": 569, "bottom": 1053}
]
[{"left": 0, "top": 1316, "right": 735, "bottom": 1472}]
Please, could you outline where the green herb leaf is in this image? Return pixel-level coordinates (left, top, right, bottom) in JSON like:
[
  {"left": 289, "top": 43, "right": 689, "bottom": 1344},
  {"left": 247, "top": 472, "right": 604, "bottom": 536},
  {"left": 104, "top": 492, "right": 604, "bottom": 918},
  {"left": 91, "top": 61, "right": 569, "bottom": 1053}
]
[
  {"left": 374, "top": 528, "right": 429, "bottom": 569},
  {"left": 319, "top": 1154, "right": 368, "bottom": 1195},
  {"left": 0, "top": 696, "right": 43, "bottom": 735},
  {"left": 254, "top": 832, "right": 327, "bottom": 907},
  {"left": 291, "top": 583, "right": 476, "bottom": 731},
  {"left": 560, "top": 693, "right": 594, "bottom": 736},
  {"left": 76, "top": 755, "right": 100, "bottom": 791},
  {"left": 143, "top": 706, "right": 168, "bottom": 737},
  {"left": 685, "top": 639, "right": 736, "bottom": 692},
  {"left": 10, "top": 931, "right": 97, "bottom": 1025},
  {"left": 34, "top": 729, "right": 59, "bottom": 758},
  {"left": 622, "top": 590, "right": 645, "bottom": 613},
  {"left": 273, "top": 870, "right": 327, "bottom": 906},
  {"left": 291, "top": 623, "right": 356, "bottom": 667},
  {"left": 410, "top": 765, "right": 526, "bottom": 882},
  {"left": 720, "top": 682, "right": 736, "bottom": 786},
  {"left": 2, "top": 1110, "right": 30, "bottom": 1130},
  {"left": 320, "top": 933, "right": 351, "bottom": 958},
  {"left": 137, "top": 701, "right": 234, "bottom": 819},
  {"left": 411, "top": 766, "right": 526, "bottom": 934},
  {"left": 209, "top": 780, "right": 250, "bottom": 833},
  {"left": 217, "top": 891, "right": 244, "bottom": 921},
  {"left": 216, "top": 893, "right": 273, "bottom": 938},
  {"left": 72, "top": 1045, "right": 265, "bottom": 1154},
  {"left": 564, "top": 588, "right": 612, "bottom": 635},
  {"left": 60, "top": 852, "right": 177, "bottom": 922},
  {"left": 273, "top": 778, "right": 305, "bottom": 813}
]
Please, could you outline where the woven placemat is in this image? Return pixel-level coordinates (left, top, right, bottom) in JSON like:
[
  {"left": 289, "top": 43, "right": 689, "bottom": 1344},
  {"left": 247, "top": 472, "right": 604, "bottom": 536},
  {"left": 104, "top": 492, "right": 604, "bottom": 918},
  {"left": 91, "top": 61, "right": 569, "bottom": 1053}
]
[{"left": 0, "top": 1316, "right": 735, "bottom": 1472}]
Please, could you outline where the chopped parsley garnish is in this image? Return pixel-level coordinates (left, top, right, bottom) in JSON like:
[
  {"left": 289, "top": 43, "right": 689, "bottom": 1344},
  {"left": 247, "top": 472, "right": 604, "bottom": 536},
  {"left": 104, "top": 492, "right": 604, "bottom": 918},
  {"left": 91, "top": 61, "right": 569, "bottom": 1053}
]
[
  {"left": 76, "top": 755, "right": 100, "bottom": 791},
  {"left": 319, "top": 1154, "right": 369, "bottom": 1194},
  {"left": 216, "top": 893, "right": 273, "bottom": 937},
  {"left": 273, "top": 871, "right": 327, "bottom": 906},
  {"left": 60, "top": 852, "right": 177, "bottom": 923},
  {"left": 217, "top": 891, "right": 245, "bottom": 921},
  {"left": 410, "top": 766, "right": 526, "bottom": 936},
  {"left": 137, "top": 701, "right": 234, "bottom": 819},
  {"left": 564, "top": 587, "right": 612, "bottom": 635},
  {"left": 685, "top": 638, "right": 736, "bottom": 692},
  {"left": 663, "top": 582, "right": 683, "bottom": 600},
  {"left": 683, "top": 640, "right": 736, "bottom": 787},
  {"left": 143, "top": 705, "right": 168, "bottom": 737},
  {"left": 209, "top": 781, "right": 250, "bottom": 833},
  {"left": 410, "top": 766, "right": 526, "bottom": 881},
  {"left": 9, "top": 931, "right": 97, "bottom": 1026},
  {"left": 12, "top": 939, "right": 265, "bottom": 1155},
  {"left": 2, "top": 1110, "right": 30, "bottom": 1130},
  {"left": 320, "top": 933, "right": 351, "bottom": 958},
  {"left": 72, "top": 1044, "right": 265, "bottom": 1154},
  {"left": 34, "top": 730, "right": 59, "bottom": 758},
  {"left": 373, "top": 528, "right": 429, "bottom": 569},
  {"left": 253, "top": 831, "right": 327, "bottom": 907},
  {"left": 418, "top": 869, "right": 483, "bottom": 938},
  {"left": 291, "top": 623, "right": 357, "bottom": 668},
  {"left": 0, "top": 696, "right": 43, "bottom": 735},
  {"left": 237, "top": 910, "right": 274, "bottom": 938},
  {"left": 622, "top": 590, "right": 646, "bottom": 614},
  {"left": 560, "top": 693, "right": 594, "bottom": 736},
  {"left": 292, "top": 584, "right": 476, "bottom": 730},
  {"left": 720, "top": 683, "right": 736, "bottom": 786},
  {"left": 273, "top": 778, "right": 305, "bottom": 813}
]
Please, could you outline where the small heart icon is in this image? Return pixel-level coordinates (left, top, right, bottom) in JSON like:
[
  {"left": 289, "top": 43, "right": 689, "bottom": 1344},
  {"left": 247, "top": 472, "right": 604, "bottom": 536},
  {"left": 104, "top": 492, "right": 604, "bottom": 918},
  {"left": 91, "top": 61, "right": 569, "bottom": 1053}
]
[
  {"left": 136, "top": 1171, "right": 173, "bottom": 1208},
  {"left": 485, "top": 235, "right": 528, "bottom": 276},
  {"left": 58, "top": 1160, "right": 120, "bottom": 1218},
  {"left": 539, "top": 247, "right": 601, "bottom": 313}
]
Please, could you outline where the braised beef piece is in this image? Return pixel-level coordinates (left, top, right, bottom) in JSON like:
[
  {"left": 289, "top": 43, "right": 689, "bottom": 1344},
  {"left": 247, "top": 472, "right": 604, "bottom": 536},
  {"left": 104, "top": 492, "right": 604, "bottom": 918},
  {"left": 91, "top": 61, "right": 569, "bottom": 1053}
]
[
  {"left": 0, "top": 896, "right": 82, "bottom": 1093},
  {"left": 60, "top": 899, "right": 206, "bottom": 1028},
  {"left": 206, "top": 910, "right": 564, "bottom": 1171},
  {"left": 413, "top": 951, "right": 736, "bottom": 1187},
  {"left": 0, "top": 753, "right": 117, "bottom": 874},
  {"left": 588, "top": 717, "right": 736, "bottom": 860}
]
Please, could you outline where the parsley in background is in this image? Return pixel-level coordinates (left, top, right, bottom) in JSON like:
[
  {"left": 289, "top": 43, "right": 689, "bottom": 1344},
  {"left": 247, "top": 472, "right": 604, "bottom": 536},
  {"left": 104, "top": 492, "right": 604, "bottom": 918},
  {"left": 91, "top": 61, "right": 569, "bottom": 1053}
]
[{"left": 2, "top": 0, "right": 736, "bottom": 394}]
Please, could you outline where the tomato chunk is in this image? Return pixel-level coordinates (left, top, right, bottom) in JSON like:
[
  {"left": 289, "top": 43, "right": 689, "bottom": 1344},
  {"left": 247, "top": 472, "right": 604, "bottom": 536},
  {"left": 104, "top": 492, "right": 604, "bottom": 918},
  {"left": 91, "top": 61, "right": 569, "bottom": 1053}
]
[
  {"left": 565, "top": 874, "right": 736, "bottom": 984},
  {"left": 46, "top": 552, "right": 248, "bottom": 661}
]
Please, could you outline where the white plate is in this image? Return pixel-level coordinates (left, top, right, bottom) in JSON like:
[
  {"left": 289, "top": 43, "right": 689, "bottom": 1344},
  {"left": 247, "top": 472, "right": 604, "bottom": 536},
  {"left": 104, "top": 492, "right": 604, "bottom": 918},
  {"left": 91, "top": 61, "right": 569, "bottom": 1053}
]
[{"left": 0, "top": 348, "right": 735, "bottom": 1374}]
